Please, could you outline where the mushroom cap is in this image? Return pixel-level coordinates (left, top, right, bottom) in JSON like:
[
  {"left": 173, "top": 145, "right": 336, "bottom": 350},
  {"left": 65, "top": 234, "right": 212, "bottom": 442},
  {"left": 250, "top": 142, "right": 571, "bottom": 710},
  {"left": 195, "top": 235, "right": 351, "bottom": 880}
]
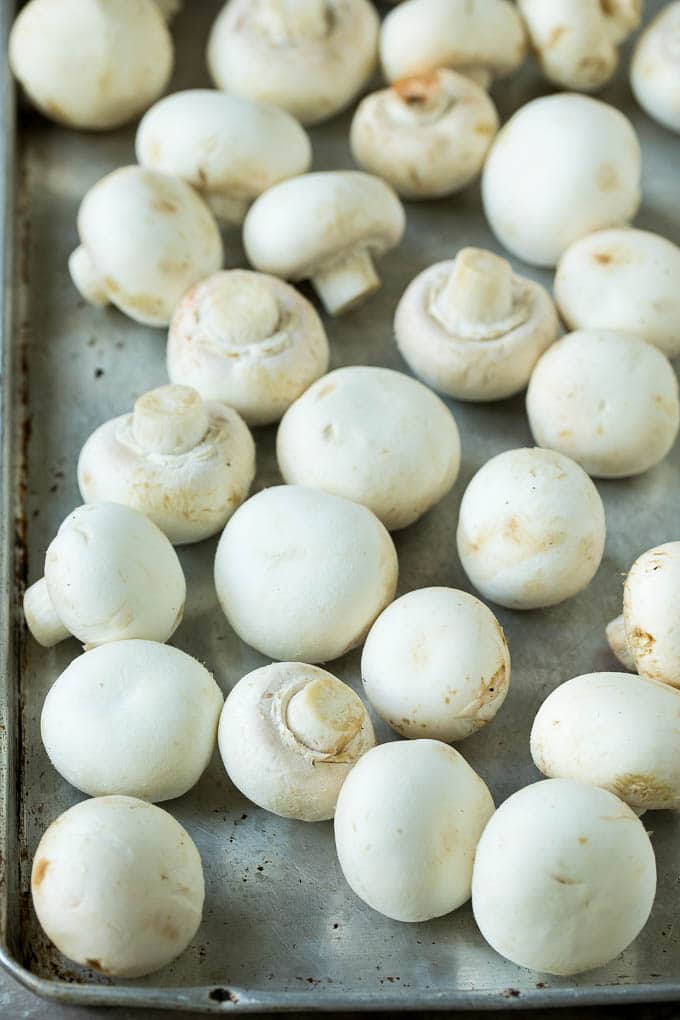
[
  {"left": 456, "top": 448, "right": 606, "bottom": 610},
  {"left": 471, "top": 779, "right": 657, "bottom": 975},
  {"left": 531, "top": 671, "right": 680, "bottom": 811},
  {"left": 527, "top": 330, "right": 680, "bottom": 479},
  {"left": 350, "top": 70, "right": 499, "bottom": 199},
  {"left": 167, "top": 271, "right": 329, "bottom": 427},
  {"left": 206, "top": 0, "right": 379, "bottom": 126},
  {"left": 31, "top": 796, "right": 204, "bottom": 978},
  {"left": 482, "top": 94, "right": 641, "bottom": 267},
  {"left": 276, "top": 366, "right": 461, "bottom": 530},
  {"left": 623, "top": 542, "right": 680, "bottom": 689},
  {"left": 75, "top": 166, "right": 223, "bottom": 326},
  {"left": 334, "top": 740, "right": 494, "bottom": 922},
  {"left": 361, "top": 587, "right": 510, "bottom": 741},
  {"left": 8, "top": 0, "right": 173, "bottom": 130},
  {"left": 213, "top": 485, "right": 398, "bottom": 663},
  {"left": 554, "top": 228, "right": 680, "bottom": 359},
  {"left": 41, "top": 641, "right": 223, "bottom": 802},
  {"left": 218, "top": 662, "right": 375, "bottom": 821},
  {"left": 43, "top": 503, "right": 186, "bottom": 647},
  {"left": 631, "top": 2, "right": 680, "bottom": 135}
]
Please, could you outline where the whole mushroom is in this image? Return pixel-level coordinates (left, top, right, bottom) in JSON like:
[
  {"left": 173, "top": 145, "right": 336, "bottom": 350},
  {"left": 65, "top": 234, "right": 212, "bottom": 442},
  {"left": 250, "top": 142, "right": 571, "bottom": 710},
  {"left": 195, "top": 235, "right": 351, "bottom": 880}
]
[{"left": 631, "top": 2, "right": 680, "bottom": 135}]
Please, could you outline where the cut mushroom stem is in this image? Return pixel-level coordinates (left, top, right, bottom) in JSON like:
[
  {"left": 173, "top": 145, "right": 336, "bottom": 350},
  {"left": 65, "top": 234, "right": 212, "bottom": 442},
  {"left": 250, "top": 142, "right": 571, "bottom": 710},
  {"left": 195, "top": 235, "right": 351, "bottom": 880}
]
[
  {"left": 606, "top": 614, "right": 637, "bottom": 672},
  {"left": 311, "top": 248, "right": 379, "bottom": 316},
  {"left": 68, "top": 246, "right": 109, "bottom": 307},
  {"left": 23, "top": 578, "right": 70, "bottom": 648},
  {"left": 286, "top": 676, "right": 366, "bottom": 755},
  {"left": 388, "top": 75, "right": 452, "bottom": 124},
  {"left": 434, "top": 247, "right": 514, "bottom": 331},
  {"left": 260, "top": 0, "right": 329, "bottom": 43},
  {"left": 132, "top": 385, "right": 209, "bottom": 456}
]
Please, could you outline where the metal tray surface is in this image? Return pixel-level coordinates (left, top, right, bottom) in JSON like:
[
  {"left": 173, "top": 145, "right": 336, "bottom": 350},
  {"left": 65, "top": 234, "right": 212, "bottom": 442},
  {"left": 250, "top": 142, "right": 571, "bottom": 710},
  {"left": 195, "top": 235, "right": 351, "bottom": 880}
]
[{"left": 1, "top": 0, "right": 679, "bottom": 1012}]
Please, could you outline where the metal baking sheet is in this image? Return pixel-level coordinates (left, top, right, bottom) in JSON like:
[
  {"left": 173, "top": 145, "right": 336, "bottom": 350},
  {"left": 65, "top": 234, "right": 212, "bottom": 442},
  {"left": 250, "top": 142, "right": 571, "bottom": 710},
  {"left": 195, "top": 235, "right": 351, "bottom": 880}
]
[{"left": 0, "top": 0, "right": 679, "bottom": 1011}]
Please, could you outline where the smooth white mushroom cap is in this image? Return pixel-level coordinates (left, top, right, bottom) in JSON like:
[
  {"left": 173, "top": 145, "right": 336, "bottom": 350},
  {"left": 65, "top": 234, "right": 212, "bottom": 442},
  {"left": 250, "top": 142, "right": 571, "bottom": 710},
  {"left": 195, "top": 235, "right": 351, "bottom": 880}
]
[
  {"left": 471, "top": 779, "right": 657, "bottom": 975},
  {"left": 219, "top": 662, "right": 374, "bottom": 821},
  {"left": 41, "top": 641, "right": 223, "bottom": 802},
  {"left": 622, "top": 542, "right": 680, "bottom": 689},
  {"left": 361, "top": 587, "right": 510, "bottom": 741},
  {"left": 456, "top": 448, "right": 606, "bottom": 610},
  {"left": 9, "top": 0, "right": 173, "bottom": 131},
  {"left": 334, "top": 740, "right": 495, "bottom": 922},
  {"left": 135, "top": 90, "right": 312, "bottom": 225},
  {"left": 214, "top": 485, "right": 398, "bottom": 663},
  {"left": 555, "top": 229, "right": 680, "bottom": 359},
  {"left": 527, "top": 330, "right": 680, "bottom": 478},
  {"left": 276, "top": 366, "right": 461, "bottom": 530},
  {"left": 69, "top": 166, "right": 223, "bottom": 327},
  {"left": 167, "top": 271, "right": 329, "bottom": 427},
  {"left": 31, "top": 796, "right": 204, "bottom": 978},
  {"left": 482, "top": 94, "right": 641, "bottom": 267},
  {"left": 207, "top": 0, "right": 379, "bottom": 126},
  {"left": 631, "top": 2, "right": 680, "bottom": 135},
  {"left": 395, "top": 247, "right": 559, "bottom": 401}
]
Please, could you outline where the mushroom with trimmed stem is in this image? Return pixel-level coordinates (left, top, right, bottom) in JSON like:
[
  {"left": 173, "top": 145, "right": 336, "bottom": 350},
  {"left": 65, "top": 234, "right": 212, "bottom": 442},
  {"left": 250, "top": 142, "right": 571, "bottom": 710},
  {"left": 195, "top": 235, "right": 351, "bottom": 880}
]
[
  {"left": 135, "top": 90, "right": 312, "bottom": 226},
  {"left": 207, "top": 0, "right": 379, "bottom": 126},
  {"left": 482, "top": 94, "right": 641, "bottom": 267},
  {"left": 276, "top": 366, "right": 461, "bottom": 531},
  {"left": 631, "top": 2, "right": 680, "bottom": 135},
  {"left": 77, "top": 384, "right": 256, "bottom": 545},
  {"left": 395, "top": 247, "right": 559, "bottom": 401},
  {"left": 31, "top": 796, "right": 204, "bottom": 978},
  {"left": 334, "top": 740, "right": 494, "bottom": 922},
  {"left": 243, "top": 172, "right": 405, "bottom": 316},
  {"left": 218, "top": 662, "right": 374, "bottom": 821},
  {"left": 69, "top": 166, "right": 223, "bottom": 327},
  {"left": 23, "top": 503, "right": 186, "bottom": 649},
  {"left": 166, "top": 271, "right": 329, "bottom": 427},
  {"left": 214, "top": 485, "right": 398, "bottom": 663}
]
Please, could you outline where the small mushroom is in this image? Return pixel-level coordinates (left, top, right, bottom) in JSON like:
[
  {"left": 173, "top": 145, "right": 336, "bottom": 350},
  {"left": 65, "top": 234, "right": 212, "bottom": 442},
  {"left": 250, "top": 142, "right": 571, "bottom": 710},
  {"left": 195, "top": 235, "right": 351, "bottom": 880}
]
[
  {"left": 471, "top": 779, "right": 656, "bottom": 975},
  {"left": 243, "top": 171, "right": 405, "bottom": 316},
  {"left": 631, "top": 2, "right": 680, "bottom": 135},
  {"left": 69, "top": 166, "right": 223, "bottom": 327},
  {"left": 218, "top": 662, "right": 375, "bottom": 821},
  {"left": 166, "top": 270, "right": 329, "bottom": 426},
  {"left": 361, "top": 587, "right": 510, "bottom": 742},
  {"left": 276, "top": 366, "right": 461, "bottom": 530},
  {"left": 349, "top": 70, "right": 499, "bottom": 200},
  {"left": 482, "top": 94, "right": 641, "bottom": 267},
  {"left": 77, "top": 384, "right": 256, "bottom": 545},
  {"left": 526, "top": 330, "right": 680, "bottom": 478},
  {"left": 9, "top": 0, "right": 173, "bottom": 131},
  {"left": 23, "top": 503, "right": 186, "bottom": 649},
  {"left": 334, "top": 740, "right": 494, "bottom": 922},
  {"left": 207, "top": 0, "right": 379, "bottom": 126},
  {"left": 214, "top": 485, "right": 398, "bottom": 663},
  {"left": 457, "top": 448, "right": 606, "bottom": 610},
  {"left": 31, "top": 796, "right": 204, "bottom": 977},
  {"left": 41, "top": 640, "right": 224, "bottom": 802},
  {"left": 394, "top": 247, "right": 559, "bottom": 401},
  {"left": 555, "top": 228, "right": 680, "bottom": 360},
  {"left": 136, "top": 90, "right": 312, "bottom": 225}
]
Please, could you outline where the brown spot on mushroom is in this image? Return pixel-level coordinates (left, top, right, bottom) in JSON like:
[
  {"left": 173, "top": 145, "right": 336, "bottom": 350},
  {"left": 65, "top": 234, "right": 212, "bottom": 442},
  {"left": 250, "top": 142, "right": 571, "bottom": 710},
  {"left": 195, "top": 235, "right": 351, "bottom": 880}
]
[
  {"left": 629, "top": 627, "right": 655, "bottom": 658},
  {"left": 596, "top": 163, "right": 619, "bottom": 192},
  {"left": 393, "top": 72, "right": 441, "bottom": 105},
  {"left": 32, "top": 858, "right": 49, "bottom": 888},
  {"left": 578, "top": 837, "right": 588, "bottom": 845},
  {"left": 551, "top": 874, "right": 580, "bottom": 885},
  {"left": 315, "top": 383, "right": 336, "bottom": 400},
  {"left": 593, "top": 251, "right": 613, "bottom": 264},
  {"left": 547, "top": 25, "right": 567, "bottom": 47},
  {"left": 474, "top": 121, "right": 496, "bottom": 136},
  {"left": 611, "top": 773, "right": 675, "bottom": 805},
  {"left": 86, "top": 958, "right": 110, "bottom": 974},
  {"left": 152, "top": 197, "right": 179, "bottom": 215},
  {"left": 159, "top": 921, "right": 180, "bottom": 940}
]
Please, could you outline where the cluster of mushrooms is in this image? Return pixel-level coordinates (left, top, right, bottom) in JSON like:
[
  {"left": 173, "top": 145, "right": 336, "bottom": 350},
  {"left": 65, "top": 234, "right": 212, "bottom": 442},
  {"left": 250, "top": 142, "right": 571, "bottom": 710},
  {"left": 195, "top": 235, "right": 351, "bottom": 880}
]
[{"left": 10, "top": 0, "right": 680, "bottom": 987}]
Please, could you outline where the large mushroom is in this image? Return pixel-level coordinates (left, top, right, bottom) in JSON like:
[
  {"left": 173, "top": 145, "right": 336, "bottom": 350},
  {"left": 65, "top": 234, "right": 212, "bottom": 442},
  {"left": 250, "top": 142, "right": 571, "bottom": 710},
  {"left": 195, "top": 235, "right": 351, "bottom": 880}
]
[{"left": 631, "top": 2, "right": 680, "bottom": 135}]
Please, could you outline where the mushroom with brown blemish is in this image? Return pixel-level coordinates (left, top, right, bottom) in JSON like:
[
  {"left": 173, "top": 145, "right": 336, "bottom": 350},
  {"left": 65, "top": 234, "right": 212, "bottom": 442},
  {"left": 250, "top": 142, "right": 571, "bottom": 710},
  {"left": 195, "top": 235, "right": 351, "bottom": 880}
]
[{"left": 631, "top": 1, "right": 680, "bottom": 135}]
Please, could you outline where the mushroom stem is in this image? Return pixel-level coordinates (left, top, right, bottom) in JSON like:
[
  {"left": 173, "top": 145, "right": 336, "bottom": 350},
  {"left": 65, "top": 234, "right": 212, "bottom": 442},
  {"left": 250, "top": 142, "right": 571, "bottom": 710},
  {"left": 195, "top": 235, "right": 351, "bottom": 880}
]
[
  {"left": 205, "top": 274, "right": 281, "bottom": 347},
  {"left": 606, "top": 614, "right": 636, "bottom": 671},
  {"left": 388, "top": 75, "right": 451, "bottom": 125},
  {"left": 259, "top": 0, "right": 328, "bottom": 44},
  {"left": 202, "top": 191, "right": 251, "bottom": 227},
  {"left": 286, "top": 677, "right": 365, "bottom": 755},
  {"left": 311, "top": 248, "right": 380, "bottom": 316},
  {"left": 132, "top": 385, "right": 209, "bottom": 455},
  {"left": 437, "top": 248, "right": 514, "bottom": 328},
  {"left": 23, "top": 578, "right": 70, "bottom": 647},
  {"left": 68, "top": 246, "right": 109, "bottom": 307}
]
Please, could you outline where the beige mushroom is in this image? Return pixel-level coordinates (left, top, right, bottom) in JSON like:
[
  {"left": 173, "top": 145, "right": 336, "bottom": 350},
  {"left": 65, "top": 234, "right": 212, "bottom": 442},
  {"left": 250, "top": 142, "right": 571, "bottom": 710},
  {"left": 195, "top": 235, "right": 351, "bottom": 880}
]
[{"left": 631, "top": 2, "right": 680, "bottom": 134}]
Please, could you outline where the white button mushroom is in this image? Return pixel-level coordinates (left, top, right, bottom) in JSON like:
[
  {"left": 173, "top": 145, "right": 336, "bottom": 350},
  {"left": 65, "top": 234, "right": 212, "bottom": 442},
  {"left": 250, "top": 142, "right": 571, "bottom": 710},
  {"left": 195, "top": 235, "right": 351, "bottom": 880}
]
[
  {"left": 23, "top": 503, "right": 186, "bottom": 649},
  {"left": 214, "top": 485, "right": 398, "bottom": 663},
  {"left": 166, "top": 271, "right": 329, "bottom": 427},
  {"left": 555, "top": 228, "right": 680, "bottom": 360},
  {"left": 218, "top": 662, "right": 375, "bottom": 822},
  {"left": 243, "top": 172, "right": 405, "bottom": 316},
  {"left": 31, "top": 796, "right": 204, "bottom": 978},
  {"left": 472, "top": 779, "right": 657, "bottom": 975},
  {"left": 207, "top": 0, "right": 379, "bottom": 126},
  {"left": 361, "top": 587, "right": 510, "bottom": 741},
  {"left": 527, "top": 330, "right": 680, "bottom": 479},
  {"left": 531, "top": 672, "right": 680, "bottom": 812},
  {"left": 41, "top": 641, "right": 223, "bottom": 802},
  {"left": 482, "top": 94, "right": 641, "bottom": 267},
  {"left": 9, "top": 0, "right": 173, "bottom": 131},
  {"left": 69, "top": 166, "right": 223, "bottom": 327},
  {"left": 77, "top": 384, "right": 256, "bottom": 545},
  {"left": 334, "top": 740, "right": 494, "bottom": 922},
  {"left": 135, "top": 90, "right": 312, "bottom": 226},
  {"left": 350, "top": 70, "right": 499, "bottom": 200},
  {"left": 631, "top": 2, "right": 680, "bottom": 135},
  {"left": 276, "top": 367, "right": 461, "bottom": 531},
  {"left": 456, "top": 448, "right": 606, "bottom": 610},
  {"left": 394, "top": 247, "right": 559, "bottom": 402}
]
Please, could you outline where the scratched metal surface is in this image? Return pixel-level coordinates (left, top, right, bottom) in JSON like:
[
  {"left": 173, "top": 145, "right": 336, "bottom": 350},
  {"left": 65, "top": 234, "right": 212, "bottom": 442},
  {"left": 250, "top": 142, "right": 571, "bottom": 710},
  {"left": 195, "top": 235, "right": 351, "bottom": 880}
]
[{"left": 0, "top": 0, "right": 679, "bottom": 1012}]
